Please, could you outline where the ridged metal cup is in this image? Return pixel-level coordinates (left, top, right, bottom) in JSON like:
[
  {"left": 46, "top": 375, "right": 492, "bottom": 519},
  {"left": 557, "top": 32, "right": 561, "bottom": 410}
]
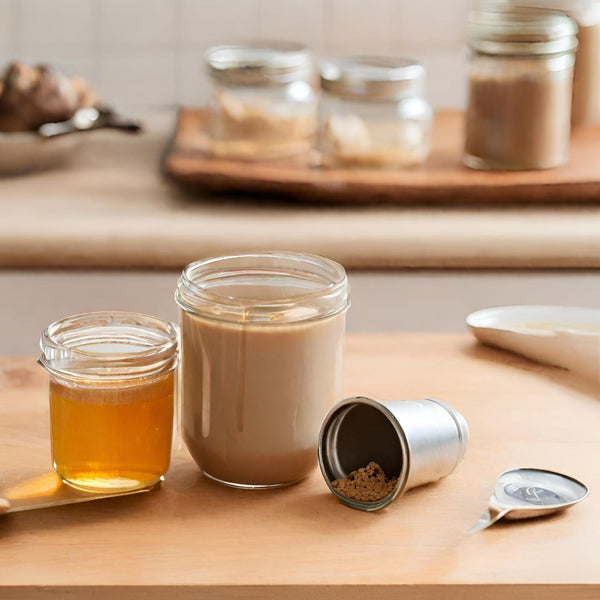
[{"left": 318, "top": 397, "right": 469, "bottom": 511}]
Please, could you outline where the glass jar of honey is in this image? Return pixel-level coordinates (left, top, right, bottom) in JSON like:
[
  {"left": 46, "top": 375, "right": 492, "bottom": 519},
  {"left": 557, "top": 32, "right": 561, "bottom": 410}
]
[
  {"left": 38, "top": 312, "right": 179, "bottom": 493},
  {"left": 204, "top": 41, "right": 318, "bottom": 160}
]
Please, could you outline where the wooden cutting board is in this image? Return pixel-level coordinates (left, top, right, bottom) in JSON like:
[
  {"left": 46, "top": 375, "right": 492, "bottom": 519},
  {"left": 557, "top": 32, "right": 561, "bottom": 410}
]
[
  {"left": 164, "top": 108, "right": 600, "bottom": 204},
  {"left": 1, "top": 334, "right": 599, "bottom": 598}
]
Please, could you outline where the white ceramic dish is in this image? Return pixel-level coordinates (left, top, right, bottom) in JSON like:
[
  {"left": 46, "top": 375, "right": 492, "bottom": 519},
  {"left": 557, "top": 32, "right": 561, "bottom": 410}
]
[
  {"left": 466, "top": 305, "right": 600, "bottom": 382},
  {"left": 0, "top": 130, "right": 81, "bottom": 175}
]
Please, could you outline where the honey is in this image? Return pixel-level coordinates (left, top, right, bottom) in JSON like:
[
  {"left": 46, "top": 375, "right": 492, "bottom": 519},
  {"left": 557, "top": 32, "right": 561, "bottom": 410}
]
[
  {"left": 49, "top": 373, "right": 174, "bottom": 492},
  {"left": 39, "top": 311, "right": 179, "bottom": 493}
]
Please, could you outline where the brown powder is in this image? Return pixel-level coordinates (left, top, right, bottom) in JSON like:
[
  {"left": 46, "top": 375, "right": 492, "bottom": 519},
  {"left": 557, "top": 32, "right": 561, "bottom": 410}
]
[
  {"left": 331, "top": 461, "right": 398, "bottom": 503},
  {"left": 464, "top": 63, "right": 572, "bottom": 170},
  {"left": 571, "top": 22, "right": 600, "bottom": 128}
]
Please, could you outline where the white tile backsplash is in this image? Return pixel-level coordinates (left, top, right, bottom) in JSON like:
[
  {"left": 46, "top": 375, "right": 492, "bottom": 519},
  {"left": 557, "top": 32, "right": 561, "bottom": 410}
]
[
  {"left": 421, "top": 49, "right": 469, "bottom": 109},
  {"left": 399, "top": 0, "right": 468, "bottom": 46},
  {"left": 176, "top": 49, "right": 211, "bottom": 106},
  {"left": 1, "top": 0, "right": 470, "bottom": 109},
  {"left": 179, "top": 0, "right": 260, "bottom": 47},
  {"left": 98, "top": 0, "right": 176, "bottom": 46},
  {"left": 0, "top": 0, "right": 13, "bottom": 47},
  {"left": 97, "top": 53, "right": 177, "bottom": 107},
  {"left": 259, "top": 0, "right": 325, "bottom": 50},
  {"left": 326, "top": 0, "right": 404, "bottom": 53},
  {"left": 0, "top": 45, "right": 11, "bottom": 67},
  {"left": 16, "top": 0, "right": 95, "bottom": 45}
]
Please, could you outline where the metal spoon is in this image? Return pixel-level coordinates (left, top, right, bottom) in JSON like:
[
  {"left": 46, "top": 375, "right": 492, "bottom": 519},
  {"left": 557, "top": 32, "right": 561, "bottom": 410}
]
[
  {"left": 37, "top": 106, "right": 142, "bottom": 138},
  {"left": 469, "top": 468, "right": 589, "bottom": 533},
  {"left": 0, "top": 471, "right": 158, "bottom": 514}
]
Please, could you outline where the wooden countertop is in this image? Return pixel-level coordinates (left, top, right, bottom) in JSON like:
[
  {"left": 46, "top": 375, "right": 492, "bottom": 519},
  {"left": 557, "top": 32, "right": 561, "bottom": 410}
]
[
  {"left": 1, "top": 333, "right": 598, "bottom": 599},
  {"left": 2, "top": 112, "right": 600, "bottom": 270}
]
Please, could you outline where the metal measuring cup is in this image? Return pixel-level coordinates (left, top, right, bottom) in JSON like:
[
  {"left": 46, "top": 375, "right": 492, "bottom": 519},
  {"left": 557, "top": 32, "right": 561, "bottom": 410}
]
[{"left": 318, "top": 396, "right": 469, "bottom": 511}]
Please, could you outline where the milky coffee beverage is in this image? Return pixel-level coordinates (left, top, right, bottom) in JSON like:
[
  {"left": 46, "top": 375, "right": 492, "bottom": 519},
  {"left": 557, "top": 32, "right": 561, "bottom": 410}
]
[{"left": 175, "top": 253, "right": 349, "bottom": 488}]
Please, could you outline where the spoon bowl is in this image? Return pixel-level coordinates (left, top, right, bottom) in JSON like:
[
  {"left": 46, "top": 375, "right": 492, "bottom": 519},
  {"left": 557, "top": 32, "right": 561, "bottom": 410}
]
[{"left": 470, "top": 468, "right": 589, "bottom": 533}]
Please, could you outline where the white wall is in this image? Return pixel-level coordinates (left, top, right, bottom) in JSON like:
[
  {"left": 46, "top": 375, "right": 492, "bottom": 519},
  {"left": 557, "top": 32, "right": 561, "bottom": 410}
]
[
  {"left": 2, "top": 270, "right": 600, "bottom": 354},
  {"left": 0, "top": 0, "right": 469, "bottom": 111}
]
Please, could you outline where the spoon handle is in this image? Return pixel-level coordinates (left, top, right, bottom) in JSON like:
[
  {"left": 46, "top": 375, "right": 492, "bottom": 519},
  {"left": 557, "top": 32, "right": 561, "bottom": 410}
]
[
  {"left": 468, "top": 504, "right": 510, "bottom": 533},
  {"left": 38, "top": 120, "right": 81, "bottom": 137}
]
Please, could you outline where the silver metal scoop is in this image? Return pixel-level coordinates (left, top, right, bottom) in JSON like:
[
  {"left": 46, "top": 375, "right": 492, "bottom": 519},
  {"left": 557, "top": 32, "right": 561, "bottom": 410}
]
[
  {"left": 37, "top": 107, "right": 142, "bottom": 137},
  {"left": 469, "top": 468, "right": 589, "bottom": 533}
]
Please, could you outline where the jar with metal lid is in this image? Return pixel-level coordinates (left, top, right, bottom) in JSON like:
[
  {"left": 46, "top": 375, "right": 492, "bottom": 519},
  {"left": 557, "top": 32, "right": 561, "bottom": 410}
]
[
  {"left": 482, "top": 0, "right": 600, "bottom": 127},
  {"left": 464, "top": 9, "right": 578, "bottom": 170},
  {"left": 38, "top": 311, "right": 179, "bottom": 493},
  {"left": 175, "top": 252, "right": 349, "bottom": 489},
  {"left": 318, "top": 56, "right": 432, "bottom": 169},
  {"left": 204, "top": 41, "right": 318, "bottom": 160}
]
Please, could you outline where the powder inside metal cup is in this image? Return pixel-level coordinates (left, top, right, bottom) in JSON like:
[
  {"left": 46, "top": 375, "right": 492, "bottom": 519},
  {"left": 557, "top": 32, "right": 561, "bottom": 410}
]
[{"left": 331, "top": 461, "right": 398, "bottom": 503}]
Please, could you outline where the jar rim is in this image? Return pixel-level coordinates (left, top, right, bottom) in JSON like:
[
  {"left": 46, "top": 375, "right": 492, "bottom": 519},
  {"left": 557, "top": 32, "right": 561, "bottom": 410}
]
[
  {"left": 176, "top": 251, "right": 349, "bottom": 324},
  {"left": 205, "top": 41, "right": 315, "bottom": 85},
  {"left": 468, "top": 8, "right": 578, "bottom": 55},
  {"left": 481, "top": 0, "right": 600, "bottom": 26},
  {"left": 39, "top": 311, "right": 179, "bottom": 382},
  {"left": 320, "top": 56, "right": 425, "bottom": 100}
]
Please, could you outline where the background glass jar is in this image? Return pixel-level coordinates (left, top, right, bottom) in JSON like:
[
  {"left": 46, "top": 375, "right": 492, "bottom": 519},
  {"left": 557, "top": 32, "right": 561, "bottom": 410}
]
[
  {"left": 480, "top": 0, "right": 600, "bottom": 127},
  {"left": 175, "top": 252, "right": 349, "bottom": 489},
  {"left": 318, "top": 56, "right": 432, "bottom": 169},
  {"left": 204, "top": 41, "right": 318, "bottom": 160},
  {"left": 464, "top": 9, "right": 578, "bottom": 171},
  {"left": 38, "top": 311, "right": 179, "bottom": 493}
]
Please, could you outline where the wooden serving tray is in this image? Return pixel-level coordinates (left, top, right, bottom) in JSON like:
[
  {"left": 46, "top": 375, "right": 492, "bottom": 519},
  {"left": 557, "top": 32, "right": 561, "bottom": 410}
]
[{"left": 164, "top": 108, "right": 600, "bottom": 204}]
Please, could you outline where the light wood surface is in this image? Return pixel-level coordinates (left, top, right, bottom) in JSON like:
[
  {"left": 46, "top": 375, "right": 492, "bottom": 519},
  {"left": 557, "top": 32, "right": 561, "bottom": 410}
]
[
  {"left": 0, "top": 333, "right": 598, "bottom": 599},
  {"left": 165, "top": 108, "right": 600, "bottom": 204},
  {"left": 2, "top": 112, "right": 600, "bottom": 269}
]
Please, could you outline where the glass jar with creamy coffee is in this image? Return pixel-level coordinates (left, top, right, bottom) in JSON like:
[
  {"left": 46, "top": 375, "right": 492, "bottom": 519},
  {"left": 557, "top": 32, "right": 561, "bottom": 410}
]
[
  {"left": 175, "top": 252, "right": 349, "bottom": 488},
  {"left": 204, "top": 42, "right": 318, "bottom": 160},
  {"left": 319, "top": 57, "right": 432, "bottom": 168},
  {"left": 464, "top": 9, "right": 578, "bottom": 170}
]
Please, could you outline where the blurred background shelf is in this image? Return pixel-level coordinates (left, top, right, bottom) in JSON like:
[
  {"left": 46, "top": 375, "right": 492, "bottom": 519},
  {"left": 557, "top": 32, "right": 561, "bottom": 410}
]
[
  {"left": 3, "top": 111, "right": 600, "bottom": 353},
  {"left": 165, "top": 108, "right": 600, "bottom": 205}
]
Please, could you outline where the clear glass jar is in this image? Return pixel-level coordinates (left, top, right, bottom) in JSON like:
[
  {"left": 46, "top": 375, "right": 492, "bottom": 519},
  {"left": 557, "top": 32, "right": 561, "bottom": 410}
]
[
  {"left": 318, "top": 56, "right": 432, "bottom": 169},
  {"left": 175, "top": 252, "right": 349, "bottom": 489},
  {"left": 38, "top": 311, "right": 179, "bottom": 493},
  {"left": 464, "top": 9, "right": 578, "bottom": 170},
  {"left": 204, "top": 41, "right": 318, "bottom": 160},
  {"left": 482, "top": 0, "right": 600, "bottom": 127}
]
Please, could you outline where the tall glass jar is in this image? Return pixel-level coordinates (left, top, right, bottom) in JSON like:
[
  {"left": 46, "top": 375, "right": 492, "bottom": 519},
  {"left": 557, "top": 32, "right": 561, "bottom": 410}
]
[
  {"left": 204, "top": 42, "right": 318, "bottom": 160},
  {"left": 319, "top": 56, "right": 432, "bottom": 168},
  {"left": 175, "top": 252, "right": 349, "bottom": 489},
  {"left": 38, "top": 312, "right": 179, "bottom": 493},
  {"left": 464, "top": 9, "right": 578, "bottom": 170},
  {"left": 482, "top": 0, "right": 600, "bottom": 127}
]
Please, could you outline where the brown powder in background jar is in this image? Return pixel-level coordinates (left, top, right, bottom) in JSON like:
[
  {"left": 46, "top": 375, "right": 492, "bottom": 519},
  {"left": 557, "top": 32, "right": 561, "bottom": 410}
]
[
  {"left": 331, "top": 462, "right": 398, "bottom": 503},
  {"left": 464, "top": 62, "right": 573, "bottom": 170},
  {"left": 571, "top": 21, "right": 600, "bottom": 127}
]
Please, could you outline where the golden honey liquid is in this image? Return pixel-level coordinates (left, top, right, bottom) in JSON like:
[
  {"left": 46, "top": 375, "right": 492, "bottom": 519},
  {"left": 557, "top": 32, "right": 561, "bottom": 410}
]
[{"left": 49, "top": 372, "right": 174, "bottom": 492}]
